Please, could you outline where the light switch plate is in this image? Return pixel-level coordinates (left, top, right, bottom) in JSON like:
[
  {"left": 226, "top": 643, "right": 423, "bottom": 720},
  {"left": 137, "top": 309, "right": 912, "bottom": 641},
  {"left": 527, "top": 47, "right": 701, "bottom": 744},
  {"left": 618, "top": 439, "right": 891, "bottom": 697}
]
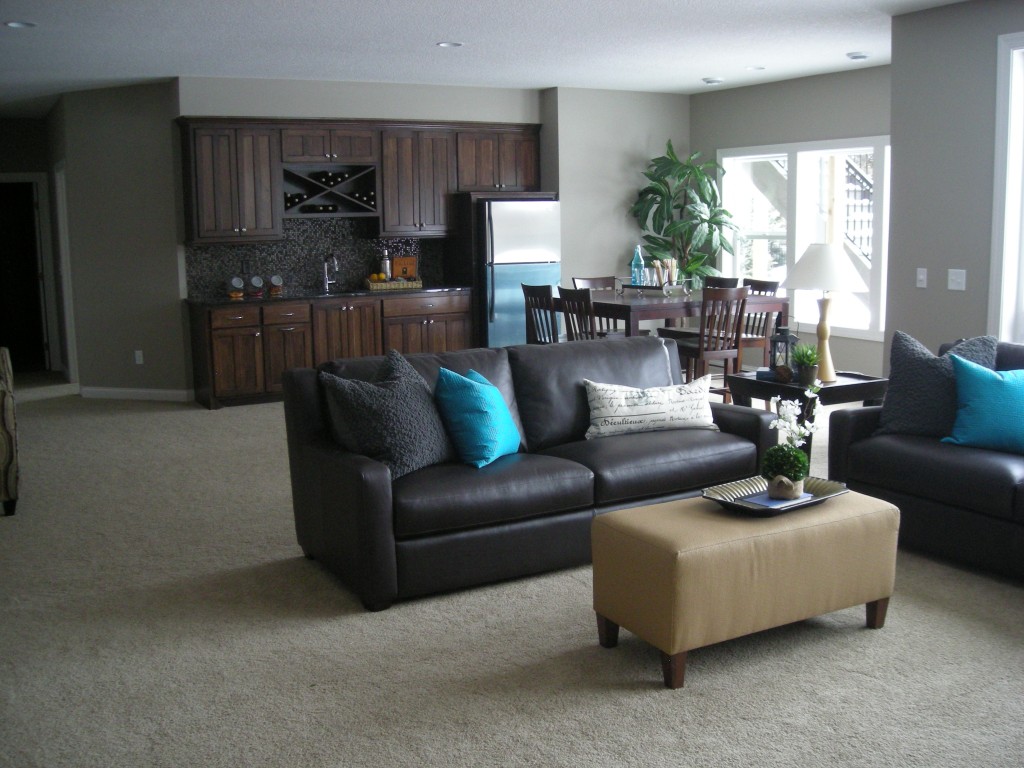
[
  {"left": 916, "top": 268, "right": 927, "bottom": 288},
  {"left": 947, "top": 269, "right": 966, "bottom": 291}
]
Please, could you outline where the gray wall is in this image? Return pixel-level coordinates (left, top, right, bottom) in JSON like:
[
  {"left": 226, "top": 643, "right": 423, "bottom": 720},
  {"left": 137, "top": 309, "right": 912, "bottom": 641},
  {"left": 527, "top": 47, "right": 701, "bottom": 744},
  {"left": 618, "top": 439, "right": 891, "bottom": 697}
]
[
  {"left": 549, "top": 88, "right": 688, "bottom": 285},
  {"left": 689, "top": 67, "right": 892, "bottom": 376},
  {"left": 889, "top": 0, "right": 1024, "bottom": 353},
  {"left": 49, "top": 78, "right": 690, "bottom": 396},
  {"left": 54, "top": 83, "right": 185, "bottom": 396}
]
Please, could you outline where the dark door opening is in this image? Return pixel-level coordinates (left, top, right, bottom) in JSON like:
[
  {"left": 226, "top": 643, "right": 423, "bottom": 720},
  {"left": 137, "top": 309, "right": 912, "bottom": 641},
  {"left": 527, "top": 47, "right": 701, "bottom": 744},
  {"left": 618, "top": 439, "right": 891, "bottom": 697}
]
[{"left": 0, "top": 182, "right": 47, "bottom": 372}]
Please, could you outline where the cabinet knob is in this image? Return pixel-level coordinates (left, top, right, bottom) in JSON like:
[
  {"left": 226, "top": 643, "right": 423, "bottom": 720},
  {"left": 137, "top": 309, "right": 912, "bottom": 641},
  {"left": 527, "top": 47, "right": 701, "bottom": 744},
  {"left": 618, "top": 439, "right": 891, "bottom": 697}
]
[
  {"left": 282, "top": 312, "right": 294, "bottom": 317},
  {"left": 240, "top": 228, "right": 247, "bottom": 232},
  {"left": 255, "top": 332, "right": 261, "bottom": 337},
  {"left": 429, "top": 319, "right": 435, "bottom": 324},
  {"left": 229, "top": 315, "right": 244, "bottom": 321},
  {"left": 324, "top": 153, "right": 330, "bottom": 158},
  {"left": 233, "top": 228, "right": 240, "bottom": 232},
  {"left": 281, "top": 327, "right": 296, "bottom": 332},
  {"left": 422, "top": 320, "right": 428, "bottom": 325}
]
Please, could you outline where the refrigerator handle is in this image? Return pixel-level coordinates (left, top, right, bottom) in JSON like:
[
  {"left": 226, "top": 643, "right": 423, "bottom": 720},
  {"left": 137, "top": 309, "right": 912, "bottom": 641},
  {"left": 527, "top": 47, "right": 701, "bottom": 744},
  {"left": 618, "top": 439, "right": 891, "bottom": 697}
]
[{"left": 486, "top": 206, "right": 497, "bottom": 322}]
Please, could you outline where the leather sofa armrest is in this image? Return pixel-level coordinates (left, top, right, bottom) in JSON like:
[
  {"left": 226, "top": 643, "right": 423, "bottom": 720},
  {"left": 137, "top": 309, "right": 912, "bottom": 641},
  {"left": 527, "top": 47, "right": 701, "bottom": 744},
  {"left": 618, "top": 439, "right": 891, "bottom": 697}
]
[
  {"left": 711, "top": 402, "right": 776, "bottom": 466},
  {"left": 828, "top": 405, "right": 882, "bottom": 483},
  {"left": 298, "top": 437, "right": 398, "bottom": 611},
  {"left": 283, "top": 367, "right": 398, "bottom": 611}
]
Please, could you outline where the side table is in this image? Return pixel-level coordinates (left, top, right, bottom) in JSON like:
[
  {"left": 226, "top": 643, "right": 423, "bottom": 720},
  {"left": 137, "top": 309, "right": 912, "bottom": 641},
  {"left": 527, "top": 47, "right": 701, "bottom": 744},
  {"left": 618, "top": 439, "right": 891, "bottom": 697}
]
[{"left": 725, "top": 371, "right": 888, "bottom": 461}]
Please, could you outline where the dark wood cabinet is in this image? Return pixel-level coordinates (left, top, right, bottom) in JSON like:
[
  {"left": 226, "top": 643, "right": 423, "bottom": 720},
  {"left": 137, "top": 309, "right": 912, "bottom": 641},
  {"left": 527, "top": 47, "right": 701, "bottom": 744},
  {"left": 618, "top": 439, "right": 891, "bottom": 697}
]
[
  {"left": 457, "top": 129, "right": 539, "bottom": 192},
  {"left": 381, "top": 129, "right": 456, "bottom": 236},
  {"left": 186, "top": 126, "right": 282, "bottom": 243},
  {"left": 190, "top": 291, "right": 471, "bottom": 407},
  {"left": 313, "top": 297, "right": 382, "bottom": 363},
  {"left": 262, "top": 302, "right": 313, "bottom": 393},
  {"left": 381, "top": 293, "right": 472, "bottom": 354},
  {"left": 281, "top": 127, "right": 379, "bottom": 163}
]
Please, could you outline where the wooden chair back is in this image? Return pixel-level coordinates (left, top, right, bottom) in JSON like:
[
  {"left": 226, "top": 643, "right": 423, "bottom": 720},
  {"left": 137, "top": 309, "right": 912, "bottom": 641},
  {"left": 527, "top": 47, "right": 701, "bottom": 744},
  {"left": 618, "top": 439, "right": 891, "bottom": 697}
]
[
  {"left": 740, "top": 278, "right": 781, "bottom": 366},
  {"left": 572, "top": 276, "right": 617, "bottom": 290},
  {"left": 557, "top": 286, "right": 600, "bottom": 341},
  {"left": 522, "top": 284, "right": 559, "bottom": 344},
  {"left": 571, "top": 277, "right": 621, "bottom": 333},
  {"left": 703, "top": 276, "right": 741, "bottom": 288},
  {"left": 657, "top": 287, "right": 748, "bottom": 389}
]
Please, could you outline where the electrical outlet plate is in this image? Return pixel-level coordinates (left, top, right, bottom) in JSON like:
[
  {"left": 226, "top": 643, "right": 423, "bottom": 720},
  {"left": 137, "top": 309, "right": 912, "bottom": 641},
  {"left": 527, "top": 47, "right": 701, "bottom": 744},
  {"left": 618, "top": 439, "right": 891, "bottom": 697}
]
[
  {"left": 947, "top": 269, "right": 966, "bottom": 291},
  {"left": 134, "top": 350, "right": 144, "bottom": 365},
  {"left": 916, "top": 268, "right": 927, "bottom": 288}
]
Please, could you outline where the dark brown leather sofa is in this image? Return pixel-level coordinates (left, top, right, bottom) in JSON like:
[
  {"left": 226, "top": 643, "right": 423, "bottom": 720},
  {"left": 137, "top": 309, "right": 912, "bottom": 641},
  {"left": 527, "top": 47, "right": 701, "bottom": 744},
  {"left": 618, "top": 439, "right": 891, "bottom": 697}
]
[
  {"left": 283, "top": 336, "right": 775, "bottom": 610},
  {"left": 829, "top": 340, "right": 1024, "bottom": 581}
]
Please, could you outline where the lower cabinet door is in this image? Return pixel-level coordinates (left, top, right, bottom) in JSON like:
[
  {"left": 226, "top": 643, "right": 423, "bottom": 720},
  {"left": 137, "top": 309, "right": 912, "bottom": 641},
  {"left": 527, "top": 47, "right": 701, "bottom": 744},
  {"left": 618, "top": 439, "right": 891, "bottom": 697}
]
[
  {"left": 263, "top": 323, "right": 313, "bottom": 392},
  {"left": 313, "top": 298, "right": 382, "bottom": 363},
  {"left": 211, "top": 326, "right": 264, "bottom": 398},
  {"left": 383, "top": 314, "right": 470, "bottom": 354}
]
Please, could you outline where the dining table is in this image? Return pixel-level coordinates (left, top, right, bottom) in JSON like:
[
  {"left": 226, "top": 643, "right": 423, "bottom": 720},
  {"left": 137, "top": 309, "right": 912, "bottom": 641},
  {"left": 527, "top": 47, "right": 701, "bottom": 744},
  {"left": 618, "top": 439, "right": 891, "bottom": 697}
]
[{"left": 586, "top": 290, "right": 790, "bottom": 338}]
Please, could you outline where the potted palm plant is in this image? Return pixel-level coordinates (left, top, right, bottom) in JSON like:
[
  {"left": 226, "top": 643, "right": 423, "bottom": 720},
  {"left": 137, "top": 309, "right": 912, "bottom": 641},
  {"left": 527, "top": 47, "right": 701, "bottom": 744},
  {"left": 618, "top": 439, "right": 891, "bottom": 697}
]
[{"left": 629, "top": 141, "right": 737, "bottom": 285}]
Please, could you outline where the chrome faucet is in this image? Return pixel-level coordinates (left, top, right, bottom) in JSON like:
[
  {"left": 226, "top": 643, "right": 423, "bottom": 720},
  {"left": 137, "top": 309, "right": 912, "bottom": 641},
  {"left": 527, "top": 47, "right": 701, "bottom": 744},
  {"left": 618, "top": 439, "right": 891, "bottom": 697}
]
[{"left": 323, "top": 255, "right": 339, "bottom": 294}]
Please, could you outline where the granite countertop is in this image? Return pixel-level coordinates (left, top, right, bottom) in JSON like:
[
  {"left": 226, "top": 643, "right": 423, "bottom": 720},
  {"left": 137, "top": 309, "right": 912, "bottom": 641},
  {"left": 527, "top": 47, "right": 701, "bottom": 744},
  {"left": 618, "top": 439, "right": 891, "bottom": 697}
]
[{"left": 188, "top": 286, "right": 471, "bottom": 306}]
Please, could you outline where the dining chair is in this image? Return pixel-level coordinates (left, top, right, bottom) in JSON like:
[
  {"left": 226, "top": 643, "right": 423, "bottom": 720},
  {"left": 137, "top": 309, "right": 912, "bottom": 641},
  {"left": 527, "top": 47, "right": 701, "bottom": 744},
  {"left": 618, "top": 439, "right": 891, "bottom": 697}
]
[
  {"left": 703, "top": 276, "right": 741, "bottom": 288},
  {"left": 657, "top": 286, "right": 748, "bottom": 401},
  {"left": 522, "top": 284, "right": 559, "bottom": 344},
  {"left": 558, "top": 286, "right": 602, "bottom": 341},
  {"left": 739, "top": 278, "right": 782, "bottom": 367},
  {"left": 571, "top": 276, "right": 625, "bottom": 335}
]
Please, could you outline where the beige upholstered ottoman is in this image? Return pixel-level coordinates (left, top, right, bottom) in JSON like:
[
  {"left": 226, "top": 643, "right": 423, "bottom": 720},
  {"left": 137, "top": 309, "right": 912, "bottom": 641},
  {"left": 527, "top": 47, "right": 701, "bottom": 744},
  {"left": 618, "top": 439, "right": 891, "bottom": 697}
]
[{"left": 592, "top": 491, "right": 899, "bottom": 688}]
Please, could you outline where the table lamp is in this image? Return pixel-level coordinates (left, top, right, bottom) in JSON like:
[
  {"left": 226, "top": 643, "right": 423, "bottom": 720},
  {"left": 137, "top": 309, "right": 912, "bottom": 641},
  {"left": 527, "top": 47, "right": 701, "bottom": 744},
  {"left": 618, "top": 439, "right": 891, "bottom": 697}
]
[{"left": 781, "top": 243, "right": 868, "bottom": 382}]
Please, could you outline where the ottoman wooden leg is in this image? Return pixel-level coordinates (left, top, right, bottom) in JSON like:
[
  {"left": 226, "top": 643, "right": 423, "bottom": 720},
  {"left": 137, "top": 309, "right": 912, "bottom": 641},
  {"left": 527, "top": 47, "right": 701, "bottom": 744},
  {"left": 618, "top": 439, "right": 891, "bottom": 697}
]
[
  {"left": 660, "top": 651, "right": 687, "bottom": 689},
  {"left": 596, "top": 613, "right": 619, "bottom": 648},
  {"left": 866, "top": 597, "right": 890, "bottom": 629}
]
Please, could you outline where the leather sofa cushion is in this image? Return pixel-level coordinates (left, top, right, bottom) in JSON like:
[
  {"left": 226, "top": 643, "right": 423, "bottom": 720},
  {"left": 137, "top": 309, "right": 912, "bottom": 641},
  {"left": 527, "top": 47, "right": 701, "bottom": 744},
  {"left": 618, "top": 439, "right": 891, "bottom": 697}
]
[
  {"left": 392, "top": 453, "right": 594, "bottom": 537},
  {"left": 847, "top": 434, "right": 1024, "bottom": 522},
  {"left": 320, "top": 346, "right": 527, "bottom": 451},
  {"left": 542, "top": 430, "right": 758, "bottom": 505},
  {"left": 508, "top": 337, "right": 678, "bottom": 452}
]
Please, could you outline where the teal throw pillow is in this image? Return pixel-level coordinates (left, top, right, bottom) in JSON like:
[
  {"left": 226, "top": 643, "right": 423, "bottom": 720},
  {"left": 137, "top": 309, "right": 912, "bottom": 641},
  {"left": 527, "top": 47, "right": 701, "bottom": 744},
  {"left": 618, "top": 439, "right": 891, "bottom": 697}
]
[
  {"left": 942, "top": 354, "right": 1024, "bottom": 454},
  {"left": 434, "top": 368, "right": 521, "bottom": 468}
]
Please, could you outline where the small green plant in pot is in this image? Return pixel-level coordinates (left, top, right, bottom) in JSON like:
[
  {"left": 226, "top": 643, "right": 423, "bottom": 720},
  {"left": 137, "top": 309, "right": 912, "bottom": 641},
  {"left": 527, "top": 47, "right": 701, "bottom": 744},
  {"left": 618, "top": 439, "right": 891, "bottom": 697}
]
[
  {"left": 791, "top": 343, "right": 820, "bottom": 386},
  {"left": 761, "top": 395, "right": 819, "bottom": 500}
]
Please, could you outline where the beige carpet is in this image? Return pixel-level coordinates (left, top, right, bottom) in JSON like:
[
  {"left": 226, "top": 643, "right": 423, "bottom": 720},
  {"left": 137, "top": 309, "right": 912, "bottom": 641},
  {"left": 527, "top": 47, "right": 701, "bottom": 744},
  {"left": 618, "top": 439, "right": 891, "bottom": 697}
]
[{"left": 1, "top": 396, "right": 1022, "bottom": 768}]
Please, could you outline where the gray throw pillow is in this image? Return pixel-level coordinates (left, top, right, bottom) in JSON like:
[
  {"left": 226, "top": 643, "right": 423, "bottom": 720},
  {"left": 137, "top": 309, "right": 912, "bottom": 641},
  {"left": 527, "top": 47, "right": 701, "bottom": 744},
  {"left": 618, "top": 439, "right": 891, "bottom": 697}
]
[
  {"left": 875, "top": 331, "right": 998, "bottom": 438},
  {"left": 319, "top": 350, "right": 454, "bottom": 478}
]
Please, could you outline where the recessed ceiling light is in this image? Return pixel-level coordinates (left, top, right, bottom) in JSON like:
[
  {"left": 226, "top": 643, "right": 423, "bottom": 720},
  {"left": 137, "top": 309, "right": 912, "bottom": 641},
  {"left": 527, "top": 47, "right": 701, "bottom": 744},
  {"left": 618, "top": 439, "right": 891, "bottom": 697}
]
[
  {"left": 702, "top": 77, "right": 725, "bottom": 86},
  {"left": 746, "top": 65, "right": 766, "bottom": 72},
  {"left": 846, "top": 51, "right": 869, "bottom": 61},
  {"left": 436, "top": 41, "right": 463, "bottom": 48},
  {"left": 4, "top": 21, "right": 37, "bottom": 29}
]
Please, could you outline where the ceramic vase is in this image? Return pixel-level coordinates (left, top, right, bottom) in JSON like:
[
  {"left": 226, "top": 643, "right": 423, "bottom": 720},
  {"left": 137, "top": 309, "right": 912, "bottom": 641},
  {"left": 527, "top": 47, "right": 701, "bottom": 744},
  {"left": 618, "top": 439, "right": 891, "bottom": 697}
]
[{"left": 767, "top": 475, "right": 804, "bottom": 500}]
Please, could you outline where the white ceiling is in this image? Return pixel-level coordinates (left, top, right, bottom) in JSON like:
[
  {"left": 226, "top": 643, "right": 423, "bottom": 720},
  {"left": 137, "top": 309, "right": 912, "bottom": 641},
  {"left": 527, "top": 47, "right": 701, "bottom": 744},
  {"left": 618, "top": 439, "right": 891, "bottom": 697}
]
[{"left": 0, "top": 0, "right": 964, "bottom": 119}]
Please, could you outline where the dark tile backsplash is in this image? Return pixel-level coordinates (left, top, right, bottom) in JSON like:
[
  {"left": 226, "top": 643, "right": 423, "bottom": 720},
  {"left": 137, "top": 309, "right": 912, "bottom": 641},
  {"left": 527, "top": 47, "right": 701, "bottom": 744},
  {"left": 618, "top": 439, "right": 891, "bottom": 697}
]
[{"left": 185, "top": 218, "right": 450, "bottom": 299}]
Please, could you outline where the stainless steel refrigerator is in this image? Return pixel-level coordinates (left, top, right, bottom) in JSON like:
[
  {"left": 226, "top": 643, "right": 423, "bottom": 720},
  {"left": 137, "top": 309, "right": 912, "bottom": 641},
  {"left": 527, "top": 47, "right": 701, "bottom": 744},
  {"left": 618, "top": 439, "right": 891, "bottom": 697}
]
[{"left": 447, "top": 193, "right": 561, "bottom": 347}]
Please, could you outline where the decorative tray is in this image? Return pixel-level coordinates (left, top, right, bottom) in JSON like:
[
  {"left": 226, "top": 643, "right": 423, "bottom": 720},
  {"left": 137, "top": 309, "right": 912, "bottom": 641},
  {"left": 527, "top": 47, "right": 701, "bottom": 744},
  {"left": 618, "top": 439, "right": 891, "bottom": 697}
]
[{"left": 701, "top": 476, "right": 848, "bottom": 517}]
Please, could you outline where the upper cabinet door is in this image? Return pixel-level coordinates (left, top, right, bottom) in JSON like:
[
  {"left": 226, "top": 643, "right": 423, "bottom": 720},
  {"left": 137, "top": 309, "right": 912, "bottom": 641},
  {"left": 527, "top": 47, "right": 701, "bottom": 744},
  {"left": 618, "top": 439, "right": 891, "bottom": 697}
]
[
  {"left": 186, "top": 125, "right": 282, "bottom": 243},
  {"left": 381, "top": 129, "right": 455, "bottom": 237},
  {"left": 235, "top": 129, "right": 282, "bottom": 238},
  {"left": 456, "top": 130, "right": 540, "bottom": 192},
  {"left": 282, "top": 127, "right": 380, "bottom": 162}
]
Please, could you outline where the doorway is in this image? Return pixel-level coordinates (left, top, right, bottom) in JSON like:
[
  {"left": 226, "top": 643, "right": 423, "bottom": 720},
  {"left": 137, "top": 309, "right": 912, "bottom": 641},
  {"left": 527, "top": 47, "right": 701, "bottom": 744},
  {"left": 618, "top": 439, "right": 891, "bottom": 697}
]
[{"left": 0, "top": 181, "right": 47, "bottom": 372}]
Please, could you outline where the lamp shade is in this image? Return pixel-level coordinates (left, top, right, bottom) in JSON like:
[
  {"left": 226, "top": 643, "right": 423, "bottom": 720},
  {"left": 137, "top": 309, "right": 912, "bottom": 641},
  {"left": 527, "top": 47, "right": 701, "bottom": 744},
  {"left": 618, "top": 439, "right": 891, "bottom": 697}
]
[{"left": 781, "top": 243, "right": 869, "bottom": 293}]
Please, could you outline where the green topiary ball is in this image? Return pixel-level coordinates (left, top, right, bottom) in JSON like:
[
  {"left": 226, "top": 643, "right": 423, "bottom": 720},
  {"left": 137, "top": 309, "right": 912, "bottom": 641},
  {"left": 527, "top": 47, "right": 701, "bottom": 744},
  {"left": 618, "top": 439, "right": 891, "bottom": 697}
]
[{"left": 761, "top": 444, "right": 809, "bottom": 482}]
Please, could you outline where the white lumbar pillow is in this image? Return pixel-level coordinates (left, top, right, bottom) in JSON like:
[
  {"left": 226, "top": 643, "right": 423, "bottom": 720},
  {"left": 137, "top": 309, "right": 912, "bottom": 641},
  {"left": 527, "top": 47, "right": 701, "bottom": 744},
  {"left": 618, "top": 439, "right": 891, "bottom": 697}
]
[{"left": 583, "top": 376, "right": 717, "bottom": 439}]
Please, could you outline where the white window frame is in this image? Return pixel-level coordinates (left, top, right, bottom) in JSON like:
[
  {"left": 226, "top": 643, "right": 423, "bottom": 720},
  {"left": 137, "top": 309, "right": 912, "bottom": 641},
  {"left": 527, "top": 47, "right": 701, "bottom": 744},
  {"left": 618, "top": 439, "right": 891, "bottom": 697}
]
[
  {"left": 989, "top": 31, "right": 1024, "bottom": 343},
  {"left": 719, "top": 136, "right": 890, "bottom": 343}
]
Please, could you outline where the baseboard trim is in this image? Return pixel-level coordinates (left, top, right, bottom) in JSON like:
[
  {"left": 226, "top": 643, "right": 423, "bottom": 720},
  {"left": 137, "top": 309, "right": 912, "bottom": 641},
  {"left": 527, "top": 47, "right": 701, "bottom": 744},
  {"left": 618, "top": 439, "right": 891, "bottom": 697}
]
[{"left": 79, "top": 387, "right": 193, "bottom": 403}]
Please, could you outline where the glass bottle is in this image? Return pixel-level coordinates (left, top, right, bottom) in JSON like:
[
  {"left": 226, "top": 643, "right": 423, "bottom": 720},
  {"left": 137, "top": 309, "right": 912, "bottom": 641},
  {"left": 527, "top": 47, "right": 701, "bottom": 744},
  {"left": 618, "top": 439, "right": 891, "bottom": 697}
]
[{"left": 630, "top": 245, "right": 645, "bottom": 286}]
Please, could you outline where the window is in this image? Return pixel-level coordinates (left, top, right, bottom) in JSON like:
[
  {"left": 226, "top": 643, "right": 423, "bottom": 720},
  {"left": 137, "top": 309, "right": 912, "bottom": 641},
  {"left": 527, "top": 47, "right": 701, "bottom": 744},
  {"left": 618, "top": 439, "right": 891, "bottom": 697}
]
[
  {"left": 720, "top": 137, "right": 890, "bottom": 341},
  {"left": 990, "top": 32, "right": 1024, "bottom": 343}
]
